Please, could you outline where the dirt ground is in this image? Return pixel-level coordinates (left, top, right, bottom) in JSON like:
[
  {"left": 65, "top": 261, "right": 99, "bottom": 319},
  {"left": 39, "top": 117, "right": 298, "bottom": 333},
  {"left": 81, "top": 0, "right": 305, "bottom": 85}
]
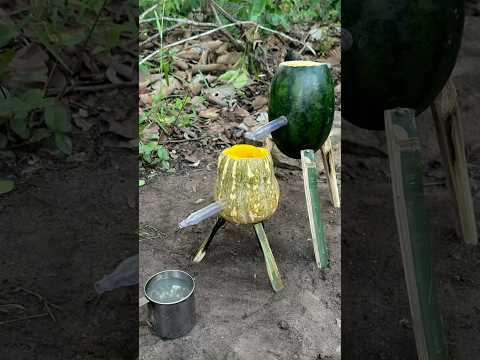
[
  {"left": 139, "top": 138, "right": 341, "bottom": 359},
  {"left": 0, "top": 89, "right": 138, "bottom": 359},
  {"left": 342, "top": 6, "right": 480, "bottom": 359}
]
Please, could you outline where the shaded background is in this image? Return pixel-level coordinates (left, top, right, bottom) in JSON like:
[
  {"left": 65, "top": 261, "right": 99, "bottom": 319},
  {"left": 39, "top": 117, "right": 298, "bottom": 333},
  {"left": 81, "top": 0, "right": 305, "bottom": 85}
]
[{"left": 341, "top": 1, "right": 480, "bottom": 359}]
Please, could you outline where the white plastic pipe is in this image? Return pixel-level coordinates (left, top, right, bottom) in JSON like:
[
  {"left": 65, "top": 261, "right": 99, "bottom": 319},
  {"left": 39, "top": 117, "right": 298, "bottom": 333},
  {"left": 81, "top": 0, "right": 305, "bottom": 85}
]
[
  {"left": 244, "top": 116, "right": 288, "bottom": 141},
  {"left": 178, "top": 202, "right": 224, "bottom": 229},
  {"left": 95, "top": 254, "right": 139, "bottom": 294}
]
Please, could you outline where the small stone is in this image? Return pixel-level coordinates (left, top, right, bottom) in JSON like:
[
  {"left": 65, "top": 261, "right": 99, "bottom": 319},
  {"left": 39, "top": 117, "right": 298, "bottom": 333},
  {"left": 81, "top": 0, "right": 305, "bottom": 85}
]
[{"left": 277, "top": 320, "right": 289, "bottom": 330}]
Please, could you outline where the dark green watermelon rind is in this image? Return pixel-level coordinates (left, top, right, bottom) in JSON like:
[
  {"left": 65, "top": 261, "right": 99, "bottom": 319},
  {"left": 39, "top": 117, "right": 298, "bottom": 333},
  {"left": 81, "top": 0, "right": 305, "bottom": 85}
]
[
  {"left": 268, "top": 64, "right": 335, "bottom": 159},
  {"left": 342, "top": 0, "right": 464, "bottom": 130}
]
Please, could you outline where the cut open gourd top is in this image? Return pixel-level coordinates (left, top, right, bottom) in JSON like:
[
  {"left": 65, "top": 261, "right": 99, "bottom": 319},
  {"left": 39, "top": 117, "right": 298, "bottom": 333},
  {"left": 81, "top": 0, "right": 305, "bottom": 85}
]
[{"left": 214, "top": 144, "right": 280, "bottom": 225}]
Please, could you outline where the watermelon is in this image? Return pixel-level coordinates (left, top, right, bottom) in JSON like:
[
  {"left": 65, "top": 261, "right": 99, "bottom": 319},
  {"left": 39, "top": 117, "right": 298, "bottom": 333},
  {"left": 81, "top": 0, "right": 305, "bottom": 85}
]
[
  {"left": 268, "top": 61, "right": 335, "bottom": 159},
  {"left": 342, "top": 0, "right": 464, "bottom": 129}
]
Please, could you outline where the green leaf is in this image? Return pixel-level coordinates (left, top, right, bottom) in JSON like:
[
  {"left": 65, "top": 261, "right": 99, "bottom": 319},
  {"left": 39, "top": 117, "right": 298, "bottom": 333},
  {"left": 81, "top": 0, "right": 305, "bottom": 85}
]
[
  {"left": 249, "top": 0, "right": 267, "bottom": 22},
  {"left": 45, "top": 102, "right": 71, "bottom": 133},
  {"left": 157, "top": 145, "right": 169, "bottom": 161},
  {"left": 218, "top": 68, "right": 249, "bottom": 89},
  {"left": 54, "top": 132, "right": 72, "bottom": 155},
  {"left": 10, "top": 112, "right": 29, "bottom": 139},
  {"left": 0, "top": 178, "right": 15, "bottom": 194},
  {"left": 0, "top": 24, "right": 18, "bottom": 48},
  {"left": 21, "top": 89, "right": 45, "bottom": 110},
  {"left": 139, "top": 179, "right": 145, "bottom": 187}
]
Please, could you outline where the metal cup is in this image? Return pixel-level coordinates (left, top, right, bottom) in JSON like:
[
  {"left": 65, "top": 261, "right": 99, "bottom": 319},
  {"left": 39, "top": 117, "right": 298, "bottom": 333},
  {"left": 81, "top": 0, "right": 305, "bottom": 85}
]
[{"left": 139, "top": 270, "right": 195, "bottom": 339}]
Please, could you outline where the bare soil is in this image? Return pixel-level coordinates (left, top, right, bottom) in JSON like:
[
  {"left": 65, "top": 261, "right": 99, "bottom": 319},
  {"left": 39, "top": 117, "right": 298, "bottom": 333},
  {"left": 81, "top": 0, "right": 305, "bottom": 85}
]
[
  {"left": 0, "top": 89, "right": 138, "bottom": 360},
  {"left": 139, "top": 144, "right": 341, "bottom": 360}
]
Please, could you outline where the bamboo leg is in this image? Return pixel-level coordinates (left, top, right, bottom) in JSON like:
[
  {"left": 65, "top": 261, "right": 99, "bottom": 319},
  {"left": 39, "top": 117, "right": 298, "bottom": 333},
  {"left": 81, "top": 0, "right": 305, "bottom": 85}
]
[
  {"left": 301, "top": 149, "right": 329, "bottom": 269},
  {"left": 193, "top": 217, "right": 226, "bottom": 263},
  {"left": 320, "top": 136, "right": 341, "bottom": 208},
  {"left": 431, "top": 79, "right": 478, "bottom": 245},
  {"left": 385, "top": 108, "right": 447, "bottom": 360},
  {"left": 253, "top": 222, "right": 284, "bottom": 292}
]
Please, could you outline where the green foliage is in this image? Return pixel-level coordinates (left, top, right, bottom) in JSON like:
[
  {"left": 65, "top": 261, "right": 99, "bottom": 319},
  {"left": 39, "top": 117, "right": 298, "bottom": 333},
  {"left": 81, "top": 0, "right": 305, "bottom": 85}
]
[
  {"left": 139, "top": 141, "right": 170, "bottom": 169},
  {"left": 139, "top": 92, "right": 203, "bottom": 169},
  {"left": 0, "top": 0, "right": 136, "bottom": 155},
  {"left": 140, "top": 0, "right": 339, "bottom": 26},
  {"left": 0, "top": 90, "right": 72, "bottom": 154}
]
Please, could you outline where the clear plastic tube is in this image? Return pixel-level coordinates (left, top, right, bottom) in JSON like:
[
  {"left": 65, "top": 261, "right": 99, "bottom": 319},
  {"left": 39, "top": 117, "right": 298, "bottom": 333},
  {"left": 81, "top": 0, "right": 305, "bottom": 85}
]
[
  {"left": 178, "top": 202, "right": 224, "bottom": 229},
  {"left": 244, "top": 116, "right": 288, "bottom": 141},
  {"left": 95, "top": 254, "right": 139, "bottom": 294}
]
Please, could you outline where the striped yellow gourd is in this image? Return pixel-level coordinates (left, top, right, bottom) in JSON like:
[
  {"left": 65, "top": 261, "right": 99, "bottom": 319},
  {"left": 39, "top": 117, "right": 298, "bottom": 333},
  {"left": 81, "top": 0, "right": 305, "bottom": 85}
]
[{"left": 214, "top": 144, "right": 279, "bottom": 224}]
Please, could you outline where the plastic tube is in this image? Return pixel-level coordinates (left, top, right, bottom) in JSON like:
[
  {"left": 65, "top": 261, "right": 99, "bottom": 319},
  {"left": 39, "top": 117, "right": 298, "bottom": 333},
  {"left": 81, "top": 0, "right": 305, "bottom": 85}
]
[
  {"left": 95, "top": 254, "right": 139, "bottom": 294},
  {"left": 178, "top": 202, "right": 224, "bottom": 229},
  {"left": 244, "top": 116, "right": 288, "bottom": 141}
]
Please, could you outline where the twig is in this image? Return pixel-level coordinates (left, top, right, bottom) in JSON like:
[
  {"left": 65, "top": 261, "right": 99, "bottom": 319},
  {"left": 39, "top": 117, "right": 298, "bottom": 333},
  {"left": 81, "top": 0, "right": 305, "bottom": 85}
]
[
  {"left": 140, "top": 22, "right": 250, "bottom": 64},
  {"left": 191, "top": 63, "right": 228, "bottom": 73},
  {"left": 140, "top": 16, "right": 216, "bottom": 26},
  {"left": 210, "top": 0, "right": 239, "bottom": 24},
  {"left": 84, "top": 0, "right": 109, "bottom": 48},
  {"left": 209, "top": 1, "right": 244, "bottom": 51},
  {"left": 159, "top": 136, "right": 207, "bottom": 144},
  {"left": 43, "top": 62, "right": 58, "bottom": 97},
  {"left": 140, "top": 3, "right": 158, "bottom": 19},
  {"left": 47, "top": 82, "right": 137, "bottom": 96},
  {"left": 256, "top": 24, "right": 316, "bottom": 56},
  {"left": 0, "top": 313, "right": 49, "bottom": 326},
  {"left": 140, "top": 24, "right": 183, "bottom": 47},
  {"left": 140, "top": 21, "right": 313, "bottom": 64}
]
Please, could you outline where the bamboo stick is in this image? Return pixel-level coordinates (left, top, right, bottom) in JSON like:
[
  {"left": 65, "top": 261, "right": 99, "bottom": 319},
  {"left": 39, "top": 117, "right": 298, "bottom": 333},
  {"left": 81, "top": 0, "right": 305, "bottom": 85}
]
[
  {"left": 301, "top": 149, "right": 329, "bottom": 269},
  {"left": 431, "top": 79, "right": 478, "bottom": 245},
  {"left": 193, "top": 217, "right": 226, "bottom": 262},
  {"left": 320, "top": 136, "right": 340, "bottom": 208},
  {"left": 253, "top": 222, "right": 284, "bottom": 292},
  {"left": 385, "top": 108, "right": 447, "bottom": 360}
]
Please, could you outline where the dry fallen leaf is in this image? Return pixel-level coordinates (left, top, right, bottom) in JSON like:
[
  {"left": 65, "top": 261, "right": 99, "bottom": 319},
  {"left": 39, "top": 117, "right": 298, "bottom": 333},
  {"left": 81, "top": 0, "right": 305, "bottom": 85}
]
[
  {"left": 141, "top": 123, "right": 159, "bottom": 142},
  {"left": 217, "top": 52, "right": 242, "bottom": 66},
  {"left": 152, "top": 77, "right": 181, "bottom": 97},
  {"left": 199, "top": 108, "right": 220, "bottom": 120},
  {"left": 252, "top": 96, "right": 268, "bottom": 110},
  {"left": 233, "top": 106, "right": 250, "bottom": 119},
  {"left": 139, "top": 93, "right": 152, "bottom": 106},
  {"left": 174, "top": 59, "right": 189, "bottom": 70}
]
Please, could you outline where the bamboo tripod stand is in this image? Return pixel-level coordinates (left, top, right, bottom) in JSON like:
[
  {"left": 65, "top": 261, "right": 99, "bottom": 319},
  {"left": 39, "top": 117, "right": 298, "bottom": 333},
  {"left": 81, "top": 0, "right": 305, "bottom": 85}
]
[
  {"left": 384, "top": 80, "right": 477, "bottom": 360},
  {"left": 192, "top": 136, "right": 340, "bottom": 292}
]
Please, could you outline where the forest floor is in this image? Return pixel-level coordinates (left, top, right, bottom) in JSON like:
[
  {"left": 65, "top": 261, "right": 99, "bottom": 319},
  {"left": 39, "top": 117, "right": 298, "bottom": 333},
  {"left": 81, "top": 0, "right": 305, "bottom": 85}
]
[
  {"left": 342, "top": 4, "right": 480, "bottom": 359},
  {"left": 139, "top": 8, "right": 342, "bottom": 360}
]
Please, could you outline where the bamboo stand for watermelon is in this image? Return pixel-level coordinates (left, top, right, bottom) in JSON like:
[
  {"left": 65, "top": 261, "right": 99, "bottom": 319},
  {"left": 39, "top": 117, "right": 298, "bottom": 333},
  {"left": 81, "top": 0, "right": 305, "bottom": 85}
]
[
  {"left": 383, "top": 81, "right": 477, "bottom": 360},
  {"left": 301, "top": 139, "right": 340, "bottom": 269},
  {"left": 243, "top": 114, "right": 340, "bottom": 270}
]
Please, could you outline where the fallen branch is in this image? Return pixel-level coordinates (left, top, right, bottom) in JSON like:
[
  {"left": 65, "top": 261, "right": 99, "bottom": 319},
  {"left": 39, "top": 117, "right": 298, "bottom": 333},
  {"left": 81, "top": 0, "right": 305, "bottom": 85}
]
[
  {"left": 209, "top": 1, "right": 244, "bottom": 51},
  {"left": 140, "top": 23, "right": 183, "bottom": 47},
  {"left": 191, "top": 63, "right": 229, "bottom": 73},
  {"left": 47, "top": 82, "right": 137, "bottom": 96},
  {"left": 210, "top": 0, "right": 239, "bottom": 24},
  {"left": 159, "top": 136, "right": 207, "bottom": 144},
  {"left": 140, "top": 16, "right": 216, "bottom": 27},
  {"left": 140, "top": 3, "right": 158, "bottom": 19},
  {"left": 140, "top": 21, "right": 314, "bottom": 65}
]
